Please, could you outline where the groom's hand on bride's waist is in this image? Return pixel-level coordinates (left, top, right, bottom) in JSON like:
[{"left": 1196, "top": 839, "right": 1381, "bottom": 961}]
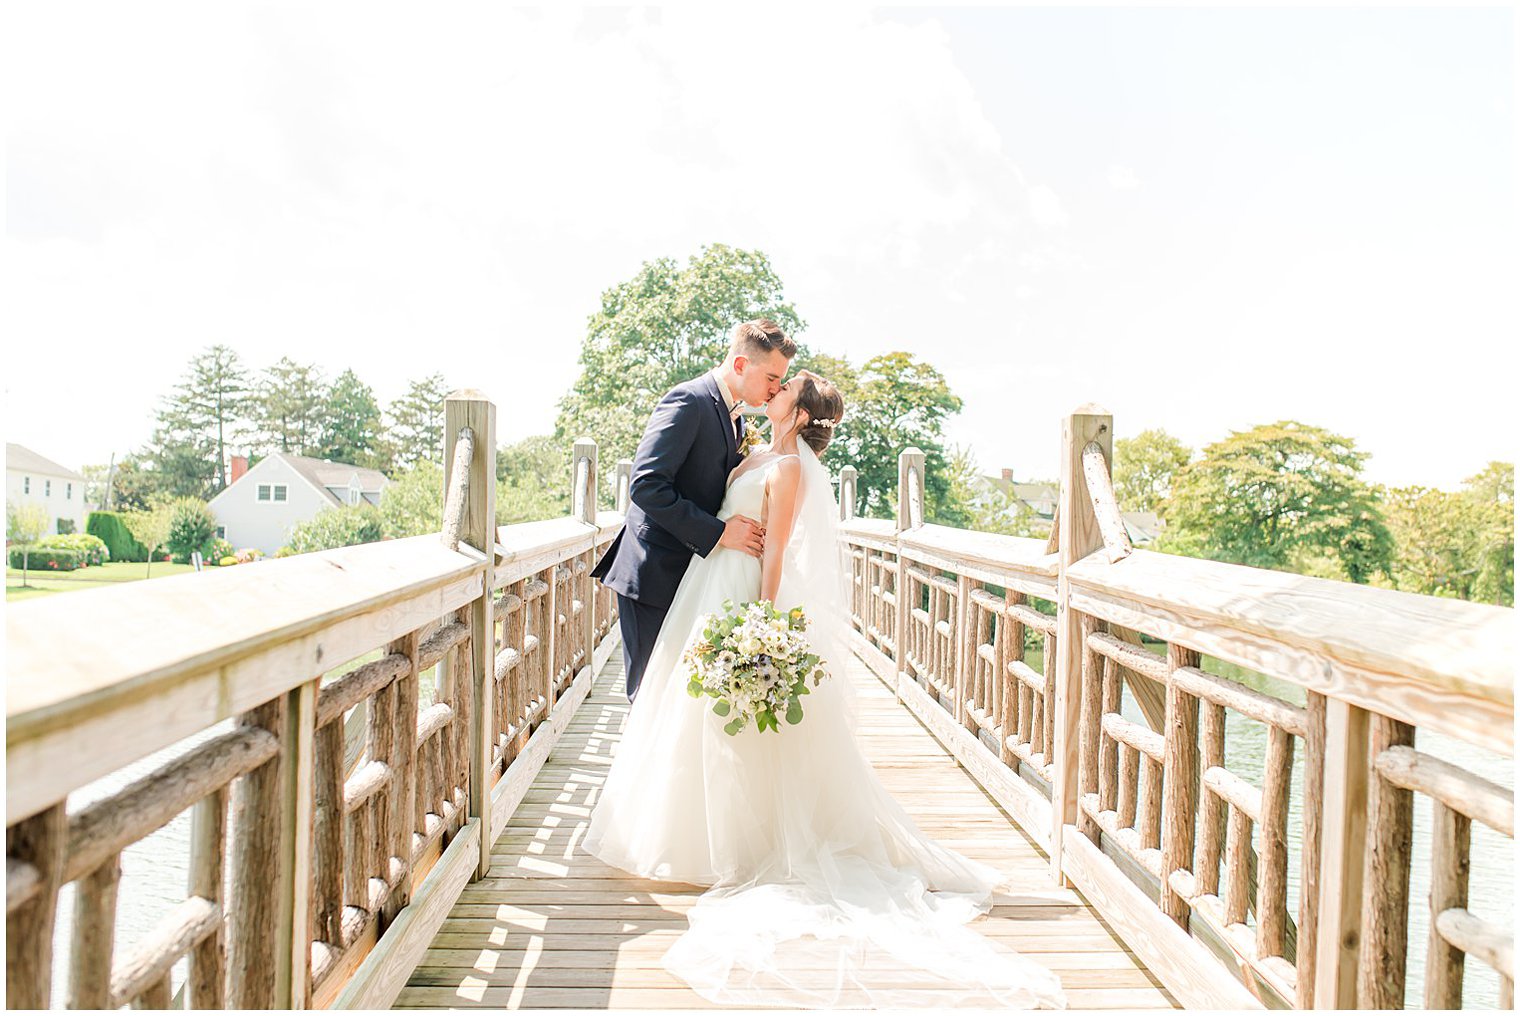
[{"left": 719, "top": 515, "right": 765, "bottom": 558}]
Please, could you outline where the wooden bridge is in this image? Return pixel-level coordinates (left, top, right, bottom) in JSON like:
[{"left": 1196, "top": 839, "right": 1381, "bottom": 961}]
[{"left": 6, "top": 394, "right": 1514, "bottom": 1010}]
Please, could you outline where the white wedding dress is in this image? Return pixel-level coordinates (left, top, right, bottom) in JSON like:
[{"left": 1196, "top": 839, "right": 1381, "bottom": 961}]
[{"left": 581, "top": 443, "right": 1066, "bottom": 1009}]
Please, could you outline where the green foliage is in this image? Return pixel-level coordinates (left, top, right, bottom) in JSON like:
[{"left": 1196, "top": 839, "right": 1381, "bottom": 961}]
[
  {"left": 255, "top": 357, "right": 326, "bottom": 457},
  {"left": 165, "top": 498, "right": 219, "bottom": 563},
  {"left": 1380, "top": 462, "right": 1513, "bottom": 605},
  {"left": 7, "top": 501, "right": 51, "bottom": 584},
  {"left": 139, "top": 344, "right": 253, "bottom": 499},
  {"left": 556, "top": 244, "right": 806, "bottom": 464},
  {"left": 497, "top": 435, "right": 571, "bottom": 524},
  {"left": 385, "top": 374, "right": 451, "bottom": 473},
  {"left": 1114, "top": 429, "right": 1192, "bottom": 515},
  {"left": 120, "top": 505, "right": 175, "bottom": 576},
  {"left": 99, "top": 456, "right": 160, "bottom": 513},
  {"left": 9, "top": 546, "right": 83, "bottom": 571},
  {"left": 319, "top": 369, "right": 385, "bottom": 469},
  {"left": 38, "top": 533, "right": 110, "bottom": 566},
  {"left": 87, "top": 511, "right": 149, "bottom": 563},
  {"left": 285, "top": 505, "right": 384, "bottom": 555},
  {"left": 378, "top": 460, "right": 443, "bottom": 539},
  {"left": 813, "top": 351, "right": 963, "bottom": 522},
  {"left": 7, "top": 501, "right": 49, "bottom": 547},
  {"left": 207, "top": 537, "right": 235, "bottom": 564},
  {"left": 1159, "top": 421, "right": 1392, "bottom": 583}
]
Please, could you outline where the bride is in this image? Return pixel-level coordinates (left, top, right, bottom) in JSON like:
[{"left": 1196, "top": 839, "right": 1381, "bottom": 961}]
[{"left": 581, "top": 370, "right": 1066, "bottom": 1009}]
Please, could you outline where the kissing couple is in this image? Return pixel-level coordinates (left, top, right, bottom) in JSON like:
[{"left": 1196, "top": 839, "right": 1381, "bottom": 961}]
[{"left": 582, "top": 320, "right": 1066, "bottom": 1009}]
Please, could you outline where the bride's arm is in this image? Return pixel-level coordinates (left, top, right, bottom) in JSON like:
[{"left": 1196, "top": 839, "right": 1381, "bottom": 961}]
[{"left": 759, "top": 457, "right": 802, "bottom": 604}]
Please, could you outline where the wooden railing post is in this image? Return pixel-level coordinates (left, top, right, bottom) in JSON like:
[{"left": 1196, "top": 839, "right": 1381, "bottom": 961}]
[
  {"left": 572, "top": 437, "right": 598, "bottom": 526},
  {"left": 894, "top": 449, "right": 924, "bottom": 702},
  {"left": 1051, "top": 406, "right": 1111, "bottom": 884},
  {"left": 574, "top": 438, "right": 598, "bottom": 670},
  {"left": 6, "top": 801, "right": 66, "bottom": 1008},
  {"left": 615, "top": 459, "right": 633, "bottom": 514},
  {"left": 282, "top": 680, "right": 317, "bottom": 1009},
  {"left": 1312, "top": 698, "right": 1372, "bottom": 1008},
  {"left": 1357, "top": 714, "right": 1416, "bottom": 1007},
  {"left": 839, "top": 465, "right": 857, "bottom": 521},
  {"left": 229, "top": 678, "right": 315, "bottom": 1009},
  {"left": 444, "top": 390, "right": 497, "bottom": 881}
]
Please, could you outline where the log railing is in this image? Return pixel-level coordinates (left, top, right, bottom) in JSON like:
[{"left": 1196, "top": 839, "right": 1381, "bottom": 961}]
[
  {"left": 5, "top": 392, "right": 622, "bottom": 1009},
  {"left": 838, "top": 408, "right": 1513, "bottom": 1010}
]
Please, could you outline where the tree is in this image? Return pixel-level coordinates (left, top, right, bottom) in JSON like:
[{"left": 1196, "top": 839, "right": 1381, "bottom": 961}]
[
  {"left": 497, "top": 435, "right": 570, "bottom": 519},
  {"left": 1462, "top": 462, "right": 1514, "bottom": 604},
  {"left": 1114, "top": 429, "right": 1192, "bottom": 515},
  {"left": 319, "top": 369, "right": 385, "bottom": 468},
  {"left": 1382, "top": 462, "right": 1514, "bottom": 605},
  {"left": 1158, "top": 421, "right": 1392, "bottom": 583},
  {"left": 255, "top": 357, "right": 326, "bottom": 457},
  {"left": 285, "top": 505, "right": 384, "bottom": 555},
  {"left": 121, "top": 504, "right": 173, "bottom": 578},
  {"left": 384, "top": 374, "right": 451, "bottom": 473},
  {"left": 556, "top": 244, "right": 805, "bottom": 464},
  {"left": 379, "top": 460, "right": 444, "bottom": 539},
  {"left": 818, "top": 352, "right": 964, "bottom": 521},
  {"left": 7, "top": 501, "right": 50, "bottom": 586},
  {"left": 165, "top": 498, "right": 218, "bottom": 564},
  {"left": 85, "top": 454, "right": 160, "bottom": 512},
  {"left": 139, "top": 345, "right": 253, "bottom": 499}
]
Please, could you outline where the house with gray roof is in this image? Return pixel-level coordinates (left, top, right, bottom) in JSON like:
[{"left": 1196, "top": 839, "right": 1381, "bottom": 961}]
[
  {"left": 207, "top": 452, "right": 389, "bottom": 555},
  {"left": 6, "top": 443, "right": 89, "bottom": 536}
]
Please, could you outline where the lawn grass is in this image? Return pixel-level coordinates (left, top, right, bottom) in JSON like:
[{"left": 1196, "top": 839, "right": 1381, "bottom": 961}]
[{"left": 6, "top": 560, "right": 204, "bottom": 602}]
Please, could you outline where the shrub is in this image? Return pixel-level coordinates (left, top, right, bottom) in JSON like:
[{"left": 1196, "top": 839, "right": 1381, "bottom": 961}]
[
  {"left": 166, "top": 499, "right": 219, "bottom": 564},
  {"left": 9, "top": 547, "right": 83, "bottom": 571},
  {"left": 87, "top": 511, "right": 148, "bottom": 563},
  {"left": 235, "top": 547, "right": 263, "bottom": 563},
  {"left": 38, "top": 533, "right": 110, "bottom": 566},
  {"left": 220, "top": 555, "right": 240, "bottom": 567},
  {"left": 206, "top": 537, "right": 235, "bottom": 564},
  {"left": 285, "top": 505, "right": 384, "bottom": 555}
]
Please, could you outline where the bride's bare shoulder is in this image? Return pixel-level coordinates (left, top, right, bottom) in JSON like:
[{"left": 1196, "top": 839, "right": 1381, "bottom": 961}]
[{"left": 764, "top": 455, "right": 802, "bottom": 491}]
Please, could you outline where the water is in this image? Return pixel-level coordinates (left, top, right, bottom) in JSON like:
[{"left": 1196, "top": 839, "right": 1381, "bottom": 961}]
[{"left": 1179, "top": 654, "right": 1514, "bottom": 1011}]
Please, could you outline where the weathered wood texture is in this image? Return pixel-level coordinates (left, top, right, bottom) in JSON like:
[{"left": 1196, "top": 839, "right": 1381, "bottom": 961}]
[
  {"left": 400, "top": 649, "right": 1178, "bottom": 1010},
  {"left": 1053, "top": 408, "right": 1113, "bottom": 882}
]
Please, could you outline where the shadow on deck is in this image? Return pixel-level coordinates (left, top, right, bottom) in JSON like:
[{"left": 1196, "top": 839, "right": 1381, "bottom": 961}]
[{"left": 395, "top": 646, "right": 1178, "bottom": 1010}]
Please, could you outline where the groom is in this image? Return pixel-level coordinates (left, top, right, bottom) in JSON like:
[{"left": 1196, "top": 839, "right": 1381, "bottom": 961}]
[{"left": 591, "top": 319, "right": 797, "bottom": 701}]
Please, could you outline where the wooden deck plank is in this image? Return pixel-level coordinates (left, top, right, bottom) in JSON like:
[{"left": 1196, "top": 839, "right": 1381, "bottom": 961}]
[{"left": 402, "top": 645, "right": 1178, "bottom": 1010}]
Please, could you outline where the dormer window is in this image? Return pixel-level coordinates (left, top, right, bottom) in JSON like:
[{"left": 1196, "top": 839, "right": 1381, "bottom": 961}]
[{"left": 348, "top": 477, "right": 362, "bottom": 506}]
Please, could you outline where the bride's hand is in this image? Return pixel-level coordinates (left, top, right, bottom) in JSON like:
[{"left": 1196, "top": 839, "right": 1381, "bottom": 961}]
[{"left": 719, "top": 515, "right": 764, "bottom": 558}]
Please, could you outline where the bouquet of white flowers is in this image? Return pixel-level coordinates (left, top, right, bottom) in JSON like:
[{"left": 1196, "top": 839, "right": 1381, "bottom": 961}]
[{"left": 682, "top": 599, "right": 829, "bottom": 735}]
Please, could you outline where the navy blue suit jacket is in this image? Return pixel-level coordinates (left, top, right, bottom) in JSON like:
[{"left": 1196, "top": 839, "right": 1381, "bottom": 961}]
[{"left": 591, "top": 373, "right": 744, "bottom": 609}]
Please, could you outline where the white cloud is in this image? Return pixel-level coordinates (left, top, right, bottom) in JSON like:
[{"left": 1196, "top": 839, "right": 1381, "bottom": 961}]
[
  {"left": 1107, "top": 164, "right": 1140, "bottom": 190},
  {"left": 1026, "top": 185, "right": 1069, "bottom": 228},
  {"left": 4, "top": 4, "right": 1066, "bottom": 472}
]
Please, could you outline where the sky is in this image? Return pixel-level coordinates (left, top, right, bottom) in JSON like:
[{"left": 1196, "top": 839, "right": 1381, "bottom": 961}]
[{"left": 5, "top": 3, "right": 1516, "bottom": 490}]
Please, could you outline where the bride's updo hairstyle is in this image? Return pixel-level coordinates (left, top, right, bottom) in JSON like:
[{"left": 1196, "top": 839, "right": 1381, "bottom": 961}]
[{"left": 791, "top": 370, "right": 845, "bottom": 455}]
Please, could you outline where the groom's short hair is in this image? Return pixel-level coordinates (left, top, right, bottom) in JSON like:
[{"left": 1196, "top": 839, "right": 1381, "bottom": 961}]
[{"left": 730, "top": 319, "right": 796, "bottom": 361}]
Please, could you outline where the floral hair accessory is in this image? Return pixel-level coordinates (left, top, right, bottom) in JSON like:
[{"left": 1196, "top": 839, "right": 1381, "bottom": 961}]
[{"left": 811, "top": 418, "right": 836, "bottom": 429}]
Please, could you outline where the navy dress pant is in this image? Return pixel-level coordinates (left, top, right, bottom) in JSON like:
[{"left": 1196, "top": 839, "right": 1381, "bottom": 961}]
[{"left": 617, "top": 594, "right": 670, "bottom": 702}]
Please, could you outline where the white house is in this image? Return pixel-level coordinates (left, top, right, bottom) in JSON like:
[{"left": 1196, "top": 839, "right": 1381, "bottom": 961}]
[
  {"left": 6, "top": 443, "right": 89, "bottom": 536},
  {"left": 208, "top": 453, "right": 389, "bottom": 556},
  {"left": 973, "top": 468, "right": 1164, "bottom": 545}
]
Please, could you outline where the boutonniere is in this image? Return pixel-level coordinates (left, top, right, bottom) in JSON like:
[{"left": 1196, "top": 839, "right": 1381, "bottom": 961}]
[{"left": 737, "top": 419, "right": 765, "bottom": 457}]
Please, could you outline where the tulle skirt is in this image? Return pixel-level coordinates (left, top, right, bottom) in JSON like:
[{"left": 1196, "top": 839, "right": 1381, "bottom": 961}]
[{"left": 580, "top": 543, "right": 1067, "bottom": 1008}]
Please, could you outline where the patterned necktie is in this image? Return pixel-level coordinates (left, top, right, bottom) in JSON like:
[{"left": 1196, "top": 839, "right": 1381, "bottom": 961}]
[{"left": 730, "top": 406, "right": 743, "bottom": 445}]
